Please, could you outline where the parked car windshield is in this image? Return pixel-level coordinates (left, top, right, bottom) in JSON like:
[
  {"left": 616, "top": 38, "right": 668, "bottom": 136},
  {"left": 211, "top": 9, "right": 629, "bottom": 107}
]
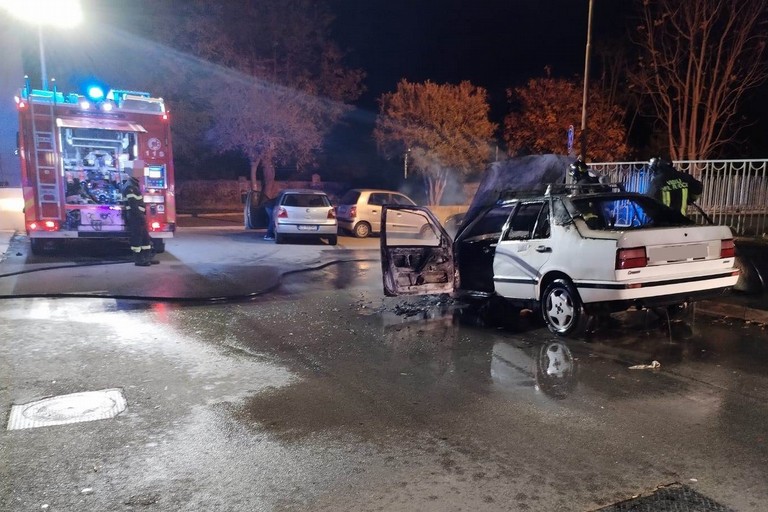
[
  {"left": 390, "top": 194, "right": 416, "bottom": 206},
  {"left": 340, "top": 190, "right": 361, "bottom": 204},
  {"left": 282, "top": 193, "right": 331, "bottom": 208},
  {"left": 571, "top": 195, "right": 694, "bottom": 230}
]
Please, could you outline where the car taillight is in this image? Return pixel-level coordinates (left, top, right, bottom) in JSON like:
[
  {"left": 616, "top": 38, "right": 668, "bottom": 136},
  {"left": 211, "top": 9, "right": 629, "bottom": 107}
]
[
  {"left": 277, "top": 207, "right": 288, "bottom": 218},
  {"left": 328, "top": 207, "right": 336, "bottom": 219},
  {"left": 28, "top": 220, "right": 59, "bottom": 232},
  {"left": 150, "top": 221, "right": 161, "bottom": 231},
  {"left": 616, "top": 247, "right": 647, "bottom": 269},
  {"left": 720, "top": 239, "right": 735, "bottom": 258},
  {"left": 349, "top": 206, "right": 357, "bottom": 218}
]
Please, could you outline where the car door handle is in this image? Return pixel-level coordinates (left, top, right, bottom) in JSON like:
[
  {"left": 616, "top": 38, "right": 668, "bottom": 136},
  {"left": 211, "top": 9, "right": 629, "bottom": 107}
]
[{"left": 535, "top": 245, "right": 552, "bottom": 253}]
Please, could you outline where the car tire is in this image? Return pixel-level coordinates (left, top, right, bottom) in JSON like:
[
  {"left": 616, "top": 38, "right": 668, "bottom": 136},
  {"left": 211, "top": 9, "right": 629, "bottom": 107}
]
[
  {"left": 244, "top": 204, "right": 253, "bottom": 229},
  {"left": 542, "top": 278, "right": 588, "bottom": 337},
  {"left": 30, "top": 238, "right": 45, "bottom": 256},
  {"left": 275, "top": 233, "right": 285, "bottom": 244},
  {"left": 151, "top": 238, "right": 165, "bottom": 254},
  {"left": 30, "top": 238, "right": 61, "bottom": 255},
  {"left": 244, "top": 192, "right": 255, "bottom": 229},
  {"left": 353, "top": 221, "right": 371, "bottom": 238},
  {"left": 328, "top": 235, "right": 337, "bottom": 246}
]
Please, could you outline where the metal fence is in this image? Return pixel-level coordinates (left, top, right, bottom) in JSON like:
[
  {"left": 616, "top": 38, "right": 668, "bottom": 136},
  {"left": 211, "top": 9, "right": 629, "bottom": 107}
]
[{"left": 590, "top": 159, "right": 768, "bottom": 237}]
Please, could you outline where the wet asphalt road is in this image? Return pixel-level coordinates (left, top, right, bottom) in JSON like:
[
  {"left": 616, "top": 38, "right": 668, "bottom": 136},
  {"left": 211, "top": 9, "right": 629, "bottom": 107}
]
[{"left": 1, "top": 221, "right": 767, "bottom": 511}]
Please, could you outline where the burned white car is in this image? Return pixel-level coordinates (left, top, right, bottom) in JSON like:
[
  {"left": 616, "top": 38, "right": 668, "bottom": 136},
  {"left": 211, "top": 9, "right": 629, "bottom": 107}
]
[{"left": 380, "top": 155, "right": 740, "bottom": 337}]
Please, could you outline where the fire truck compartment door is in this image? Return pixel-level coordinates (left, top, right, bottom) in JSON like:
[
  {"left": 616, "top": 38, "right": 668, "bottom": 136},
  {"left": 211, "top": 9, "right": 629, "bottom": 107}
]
[{"left": 56, "top": 118, "right": 147, "bottom": 132}]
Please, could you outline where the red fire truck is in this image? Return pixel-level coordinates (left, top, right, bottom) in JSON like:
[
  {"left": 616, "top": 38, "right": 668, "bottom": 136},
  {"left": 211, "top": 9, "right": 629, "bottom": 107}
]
[{"left": 15, "top": 79, "right": 175, "bottom": 255}]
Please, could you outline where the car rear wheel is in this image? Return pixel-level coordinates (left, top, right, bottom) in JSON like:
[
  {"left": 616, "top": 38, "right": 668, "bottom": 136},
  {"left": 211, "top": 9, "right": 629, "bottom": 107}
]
[
  {"left": 151, "top": 238, "right": 165, "bottom": 254},
  {"left": 244, "top": 191, "right": 256, "bottom": 229},
  {"left": 30, "top": 238, "right": 60, "bottom": 255},
  {"left": 353, "top": 221, "right": 371, "bottom": 238},
  {"left": 542, "top": 278, "right": 588, "bottom": 337},
  {"left": 244, "top": 204, "right": 253, "bottom": 229},
  {"left": 30, "top": 238, "right": 46, "bottom": 256},
  {"left": 327, "top": 235, "right": 337, "bottom": 246},
  {"left": 275, "top": 233, "right": 285, "bottom": 244}
]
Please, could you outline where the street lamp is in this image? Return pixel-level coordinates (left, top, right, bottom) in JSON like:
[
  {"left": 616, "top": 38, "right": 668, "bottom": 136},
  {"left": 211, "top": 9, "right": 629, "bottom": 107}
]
[
  {"left": 0, "top": 0, "right": 83, "bottom": 90},
  {"left": 580, "top": 0, "right": 594, "bottom": 160},
  {"left": 404, "top": 147, "right": 411, "bottom": 179}
]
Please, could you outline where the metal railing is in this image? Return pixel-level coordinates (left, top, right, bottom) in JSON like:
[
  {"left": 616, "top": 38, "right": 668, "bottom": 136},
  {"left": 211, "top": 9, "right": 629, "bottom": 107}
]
[{"left": 590, "top": 159, "right": 768, "bottom": 237}]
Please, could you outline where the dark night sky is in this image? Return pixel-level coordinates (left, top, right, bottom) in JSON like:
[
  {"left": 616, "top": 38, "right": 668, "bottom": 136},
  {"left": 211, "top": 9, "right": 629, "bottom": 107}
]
[
  {"left": 329, "top": 0, "right": 632, "bottom": 111},
  {"left": 328, "top": 0, "right": 768, "bottom": 157}
]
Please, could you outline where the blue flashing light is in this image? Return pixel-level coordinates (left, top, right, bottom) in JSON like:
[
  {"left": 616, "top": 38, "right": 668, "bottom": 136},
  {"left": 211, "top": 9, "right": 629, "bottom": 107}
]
[{"left": 87, "top": 85, "right": 105, "bottom": 101}]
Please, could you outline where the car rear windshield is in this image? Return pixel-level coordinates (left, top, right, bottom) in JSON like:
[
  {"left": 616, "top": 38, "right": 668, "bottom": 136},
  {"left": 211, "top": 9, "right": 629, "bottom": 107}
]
[
  {"left": 571, "top": 195, "right": 694, "bottom": 230},
  {"left": 340, "top": 191, "right": 361, "bottom": 204},
  {"left": 281, "top": 194, "right": 331, "bottom": 208}
]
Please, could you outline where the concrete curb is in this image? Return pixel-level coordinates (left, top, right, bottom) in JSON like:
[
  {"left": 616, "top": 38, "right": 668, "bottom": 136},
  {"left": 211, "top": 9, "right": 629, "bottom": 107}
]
[
  {"left": 696, "top": 300, "right": 768, "bottom": 325},
  {"left": 0, "top": 230, "right": 16, "bottom": 261}
]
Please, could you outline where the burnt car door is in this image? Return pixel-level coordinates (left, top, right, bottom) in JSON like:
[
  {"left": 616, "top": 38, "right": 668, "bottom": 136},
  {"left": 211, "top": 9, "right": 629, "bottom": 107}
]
[
  {"left": 453, "top": 203, "right": 516, "bottom": 294},
  {"left": 380, "top": 206, "right": 454, "bottom": 296}
]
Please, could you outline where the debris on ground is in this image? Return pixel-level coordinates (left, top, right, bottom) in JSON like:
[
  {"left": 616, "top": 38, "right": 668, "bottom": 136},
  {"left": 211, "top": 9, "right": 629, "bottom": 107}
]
[
  {"left": 628, "top": 360, "right": 661, "bottom": 370},
  {"left": 392, "top": 295, "right": 455, "bottom": 318}
]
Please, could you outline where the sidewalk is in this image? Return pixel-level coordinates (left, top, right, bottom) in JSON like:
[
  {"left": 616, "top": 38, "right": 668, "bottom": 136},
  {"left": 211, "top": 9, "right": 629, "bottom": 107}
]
[
  {"left": 1, "top": 228, "right": 766, "bottom": 323},
  {"left": 0, "top": 229, "right": 15, "bottom": 262},
  {"left": 697, "top": 292, "right": 768, "bottom": 324}
]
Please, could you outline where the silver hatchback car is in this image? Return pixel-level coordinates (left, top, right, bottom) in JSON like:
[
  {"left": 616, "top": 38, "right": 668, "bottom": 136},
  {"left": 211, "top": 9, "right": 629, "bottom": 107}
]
[
  {"left": 273, "top": 189, "right": 337, "bottom": 245},
  {"left": 336, "top": 189, "right": 417, "bottom": 238}
]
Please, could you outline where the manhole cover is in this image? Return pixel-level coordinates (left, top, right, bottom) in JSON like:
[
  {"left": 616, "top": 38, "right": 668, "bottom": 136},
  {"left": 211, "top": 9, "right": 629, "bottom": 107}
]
[
  {"left": 7, "top": 388, "right": 127, "bottom": 430},
  {"left": 597, "top": 483, "right": 734, "bottom": 511}
]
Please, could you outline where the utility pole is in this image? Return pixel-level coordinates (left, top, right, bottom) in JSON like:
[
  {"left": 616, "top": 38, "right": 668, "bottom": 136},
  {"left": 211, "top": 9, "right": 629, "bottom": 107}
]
[
  {"left": 580, "top": 0, "right": 594, "bottom": 161},
  {"left": 404, "top": 147, "right": 411, "bottom": 179}
]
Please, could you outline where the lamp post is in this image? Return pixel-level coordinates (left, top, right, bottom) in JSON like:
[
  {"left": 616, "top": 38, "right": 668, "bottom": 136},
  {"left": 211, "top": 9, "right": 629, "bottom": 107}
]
[
  {"left": 580, "top": 0, "right": 594, "bottom": 160},
  {"left": 1, "top": 0, "right": 83, "bottom": 90},
  {"left": 404, "top": 147, "right": 411, "bottom": 179}
]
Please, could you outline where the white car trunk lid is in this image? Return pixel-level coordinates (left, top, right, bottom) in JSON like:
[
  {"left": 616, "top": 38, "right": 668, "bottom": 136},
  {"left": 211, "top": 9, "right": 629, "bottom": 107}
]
[{"left": 617, "top": 225, "right": 730, "bottom": 266}]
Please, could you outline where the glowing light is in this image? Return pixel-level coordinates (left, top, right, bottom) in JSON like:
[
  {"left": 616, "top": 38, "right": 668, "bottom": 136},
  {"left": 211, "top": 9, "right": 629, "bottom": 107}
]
[
  {"left": 79, "top": 100, "right": 90, "bottom": 110},
  {"left": 101, "top": 102, "right": 113, "bottom": 112},
  {"left": 0, "top": 0, "right": 83, "bottom": 28},
  {"left": 151, "top": 221, "right": 161, "bottom": 230},
  {"left": 86, "top": 85, "right": 105, "bottom": 101}
]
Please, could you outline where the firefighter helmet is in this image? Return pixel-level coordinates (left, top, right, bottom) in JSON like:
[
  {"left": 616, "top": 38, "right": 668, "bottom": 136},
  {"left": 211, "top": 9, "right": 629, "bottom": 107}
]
[{"left": 568, "top": 160, "right": 589, "bottom": 180}]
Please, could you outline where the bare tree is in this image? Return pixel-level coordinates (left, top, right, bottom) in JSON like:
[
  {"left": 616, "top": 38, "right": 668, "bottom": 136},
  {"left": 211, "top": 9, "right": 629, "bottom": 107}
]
[
  {"left": 137, "top": 0, "right": 364, "bottom": 193},
  {"left": 374, "top": 80, "right": 497, "bottom": 206},
  {"left": 631, "top": 0, "right": 768, "bottom": 160}
]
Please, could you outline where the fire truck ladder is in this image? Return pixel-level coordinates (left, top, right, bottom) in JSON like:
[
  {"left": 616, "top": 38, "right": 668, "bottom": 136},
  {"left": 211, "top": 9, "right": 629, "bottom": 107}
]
[{"left": 29, "top": 91, "right": 61, "bottom": 221}]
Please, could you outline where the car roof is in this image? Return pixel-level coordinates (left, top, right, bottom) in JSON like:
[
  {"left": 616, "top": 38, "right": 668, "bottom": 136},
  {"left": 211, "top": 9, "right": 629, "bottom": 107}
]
[
  {"left": 349, "top": 188, "right": 411, "bottom": 195},
  {"left": 497, "top": 183, "right": 632, "bottom": 202},
  {"left": 279, "top": 189, "right": 328, "bottom": 195}
]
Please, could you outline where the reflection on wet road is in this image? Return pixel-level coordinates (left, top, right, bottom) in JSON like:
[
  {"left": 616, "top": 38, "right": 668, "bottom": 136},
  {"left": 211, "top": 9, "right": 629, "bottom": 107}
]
[{"left": 2, "top": 257, "right": 767, "bottom": 511}]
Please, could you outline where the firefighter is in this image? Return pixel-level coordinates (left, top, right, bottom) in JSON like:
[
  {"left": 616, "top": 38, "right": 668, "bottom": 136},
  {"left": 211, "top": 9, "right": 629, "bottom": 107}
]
[
  {"left": 122, "top": 168, "right": 158, "bottom": 266},
  {"left": 646, "top": 157, "right": 703, "bottom": 216},
  {"left": 568, "top": 159, "right": 608, "bottom": 193}
]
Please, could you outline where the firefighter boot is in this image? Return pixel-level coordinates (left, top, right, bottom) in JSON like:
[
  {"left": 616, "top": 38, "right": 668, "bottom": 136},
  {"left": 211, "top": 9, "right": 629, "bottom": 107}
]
[
  {"left": 135, "top": 250, "right": 151, "bottom": 267},
  {"left": 148, "top": 250, "right": 160, "bottom": 265}
]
